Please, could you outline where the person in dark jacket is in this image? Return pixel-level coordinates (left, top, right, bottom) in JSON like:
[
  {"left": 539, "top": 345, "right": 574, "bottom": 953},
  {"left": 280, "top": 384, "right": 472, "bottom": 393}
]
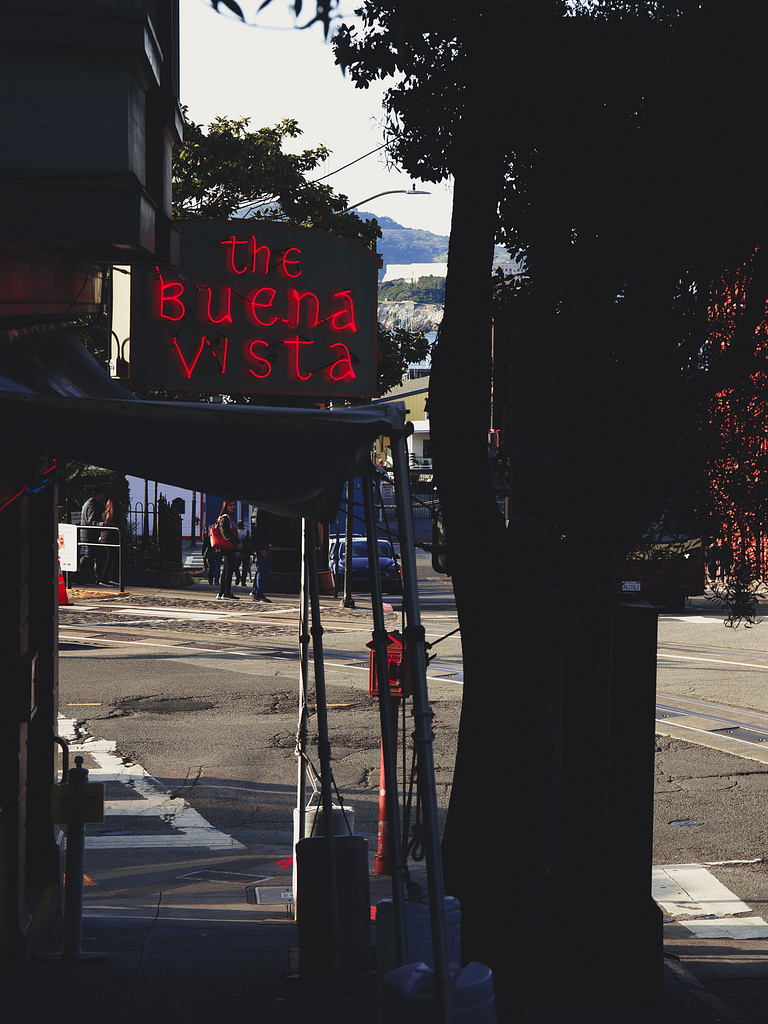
[
  {"left": 80, "top": 487, "right": 106, "bottom": 583},
  {"left": 250, "top": 507, "right": 273, "bottom": 603},
  {"left": 99, "top": 497, "right": 122, "bottom": 586},
  {"left": 216, "top": 499, "right": 241, "bottom": 601},
  {"left": 202, "top": 524, "right": 221, "bottom": 586}
]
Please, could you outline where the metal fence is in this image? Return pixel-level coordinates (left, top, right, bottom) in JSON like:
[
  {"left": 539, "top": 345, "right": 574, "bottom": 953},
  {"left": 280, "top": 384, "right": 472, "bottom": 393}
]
[
  {"left": 378, "top": 489, "right": 439, "bottom": 521},
  {"left": 75, "top": 525, "right": 123, "bottom": 589},
  {"left": 125, "top": 495, "right": 182, "bottom": 572}
]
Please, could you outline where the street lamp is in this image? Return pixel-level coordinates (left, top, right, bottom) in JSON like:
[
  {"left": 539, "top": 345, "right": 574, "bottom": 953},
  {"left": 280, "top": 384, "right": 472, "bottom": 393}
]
[
  {"left": 344, "top": 186, "right": 430, "bottom": 212},
  {"left": 338, "top": 184, "right": 429, "bottom": 608}
]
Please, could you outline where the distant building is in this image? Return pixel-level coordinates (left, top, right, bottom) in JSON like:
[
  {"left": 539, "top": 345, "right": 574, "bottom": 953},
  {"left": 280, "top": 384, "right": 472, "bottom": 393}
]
[
  {"left": 382, "top": 263, "right": 447, "bottom": 283},
  {"left": 381, "top": 257, "right": 523, "bottom": 284},
  {"left": 373, "top": 375, "right": 431, "bottom": 473},
  {"left": 0, "top": 0, "right": 181, "bottom": 973}
]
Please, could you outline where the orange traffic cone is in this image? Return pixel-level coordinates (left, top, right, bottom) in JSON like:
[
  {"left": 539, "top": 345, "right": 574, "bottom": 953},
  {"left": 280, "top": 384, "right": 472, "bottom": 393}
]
[{"left": 57, "top": 559, "right": 69, "bottom": 606}]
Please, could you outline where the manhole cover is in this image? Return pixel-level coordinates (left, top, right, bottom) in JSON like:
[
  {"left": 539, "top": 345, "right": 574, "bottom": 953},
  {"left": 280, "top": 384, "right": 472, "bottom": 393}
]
[{"left": 249, "top": 887, "right": 293, "bottom": 905}]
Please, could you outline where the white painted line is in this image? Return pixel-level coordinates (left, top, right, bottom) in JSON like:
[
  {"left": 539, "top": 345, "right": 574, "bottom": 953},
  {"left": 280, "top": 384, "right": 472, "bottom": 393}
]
[
  {"left": 58, "top": 637, "right": 464, "bottom": 682},
  {"left": 68, "top": 606, "right": 233, "bottom": 622},
  {"left": 663, "top": 616, "right": 733, "bottom": 624},
  {"left": 57, "top": 717, "right": 244, "bottom": 851},
  {"left": 659, "top": 652, "right": 768, "bottom": 670},
  {"left": 655, "top": 721, "right": 768, "bottom": 749},
  {"left": 677, "top": 917, "right": 768, "bottom": 939},
  {"left": 653, "top": 864, "right": 753, "bottom": 917},
  {"left": 59, "top": 634, "right": 244, "bottom": 655}
]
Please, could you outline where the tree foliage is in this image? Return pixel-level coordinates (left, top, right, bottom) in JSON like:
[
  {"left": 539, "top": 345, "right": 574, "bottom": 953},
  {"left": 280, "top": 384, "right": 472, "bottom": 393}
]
[
  {"left": 335, "top": 1, "right": 768, "bottom": 1011},
  {"left": 173, "top": 111, "right": 381, "bottom": 246},
  {"left": 376, "top": 324, "right": 430, "bottom": 394},
  {"left": 209, "top": 0, "right": 341, "bottom": 37}
]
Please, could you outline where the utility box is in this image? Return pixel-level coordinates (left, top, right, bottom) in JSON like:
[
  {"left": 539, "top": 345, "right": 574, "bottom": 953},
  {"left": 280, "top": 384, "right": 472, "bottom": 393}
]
[
  {"left": 367, "top": 630, "right": 412, "bottom": 698},
  {"left": 295, "top": 835, "right": 372, "bottom": 975}
]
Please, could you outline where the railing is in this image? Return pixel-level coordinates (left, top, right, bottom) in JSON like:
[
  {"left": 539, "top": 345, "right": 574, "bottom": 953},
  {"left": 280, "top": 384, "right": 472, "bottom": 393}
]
[
  {"left": 377, "top": 481, "right": 438, "bottom": 521},
  {"left": 124, "top": 495, "right": 182, "bottom": 573},
  {"left": 76, "top": 525, "right": 123, "bottom": 590}
]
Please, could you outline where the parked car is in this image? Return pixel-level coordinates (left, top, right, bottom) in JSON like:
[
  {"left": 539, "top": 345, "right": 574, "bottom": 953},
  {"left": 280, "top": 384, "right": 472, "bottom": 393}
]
[
  {"left": 617, "top": 535, "right": 705, "bottom": 612},
  {"left": 330, "top": 536, "right": 402, "bottom": 595}
]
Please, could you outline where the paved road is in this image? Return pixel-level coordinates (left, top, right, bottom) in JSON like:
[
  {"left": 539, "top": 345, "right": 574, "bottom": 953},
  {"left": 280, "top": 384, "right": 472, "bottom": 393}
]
[
  {"left": 654, "top": 599, "right": 768, "bottom": 951},
  {"left": 58, "top": 576, "right": 768, "bottom": 946},
  {"left": 57, "top": 554, "right": 463, "bottom": 892}
]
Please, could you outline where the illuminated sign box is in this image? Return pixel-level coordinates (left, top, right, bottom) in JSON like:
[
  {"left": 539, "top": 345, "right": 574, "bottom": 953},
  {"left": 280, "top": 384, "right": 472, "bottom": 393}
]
[{"left": 126, "top": 220, "right": 380, "bottom": 398}]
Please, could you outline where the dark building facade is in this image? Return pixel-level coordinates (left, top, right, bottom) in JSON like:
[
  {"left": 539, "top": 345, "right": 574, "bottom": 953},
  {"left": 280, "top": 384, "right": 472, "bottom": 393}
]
[{"left": 0, "top": 0, "right": 182, "bottom": 971}]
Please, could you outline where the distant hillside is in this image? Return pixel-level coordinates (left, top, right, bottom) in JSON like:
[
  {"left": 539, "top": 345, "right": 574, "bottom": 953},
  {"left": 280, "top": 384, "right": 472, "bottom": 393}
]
[
  {"left": 359, "top": 213, "right": 516, "bottom": 275},
  {"left": 358, "top": 213, "right": 449, "bottom": 267}
]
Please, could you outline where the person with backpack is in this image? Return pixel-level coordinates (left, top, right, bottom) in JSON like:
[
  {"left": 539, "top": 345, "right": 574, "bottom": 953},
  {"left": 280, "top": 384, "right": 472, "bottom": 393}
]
[{"left": 215, "top": 499, "right": 241, "bottom": 601}]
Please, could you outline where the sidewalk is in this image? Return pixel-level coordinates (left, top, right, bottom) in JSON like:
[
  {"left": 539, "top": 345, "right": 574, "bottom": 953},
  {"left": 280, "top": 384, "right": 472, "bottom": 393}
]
[
  {"left": 30, "top": 581, "right": 768, "bottom": 1021},
  {"left": 5, "top": 845, "right": 410, "bottom": 1024},
  {"left": 7, "top": 851, "right": 768, "bottom": 1024}
]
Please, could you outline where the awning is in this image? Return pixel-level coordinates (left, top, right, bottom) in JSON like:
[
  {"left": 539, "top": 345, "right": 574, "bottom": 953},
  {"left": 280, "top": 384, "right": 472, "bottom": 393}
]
[{"left": 0, "top": 327, "right": 406, "bottom": 521}]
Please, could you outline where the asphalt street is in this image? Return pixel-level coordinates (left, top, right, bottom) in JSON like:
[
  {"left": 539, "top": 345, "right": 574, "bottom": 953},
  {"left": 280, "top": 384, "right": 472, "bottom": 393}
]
[
  {"left": 58, "top": 553, "right": 463, "bottom": 870},
  {"left": 57, "top": 572, "right": 768, "bottom": 957}
]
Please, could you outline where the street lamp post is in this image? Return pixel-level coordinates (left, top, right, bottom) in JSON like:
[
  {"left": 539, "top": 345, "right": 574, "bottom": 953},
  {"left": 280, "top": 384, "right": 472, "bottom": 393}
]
[{"left": 343, "top": 186, "right": 430, "bottom": 213}]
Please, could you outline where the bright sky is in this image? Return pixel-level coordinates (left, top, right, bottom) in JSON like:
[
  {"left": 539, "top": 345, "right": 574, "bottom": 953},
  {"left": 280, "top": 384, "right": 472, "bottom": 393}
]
[{"left": 180, "top": 0, "right": 454, "bottom": 237}]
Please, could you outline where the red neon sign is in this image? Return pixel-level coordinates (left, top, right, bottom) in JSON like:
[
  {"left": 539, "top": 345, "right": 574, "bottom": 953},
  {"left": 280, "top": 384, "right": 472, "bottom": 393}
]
[{"left": 131, "top": 221, "right": 380, "bottom": 397}]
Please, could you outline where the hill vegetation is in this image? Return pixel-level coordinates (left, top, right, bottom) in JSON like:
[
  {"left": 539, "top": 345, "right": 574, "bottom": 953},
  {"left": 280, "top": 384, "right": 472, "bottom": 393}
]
[{"left": 378, "top": 275, "right": 446, "bottom": 303}]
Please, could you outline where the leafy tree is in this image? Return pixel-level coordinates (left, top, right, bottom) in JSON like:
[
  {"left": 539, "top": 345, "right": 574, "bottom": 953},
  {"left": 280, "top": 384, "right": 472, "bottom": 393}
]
[
  {"left": 58, "top": 466, "right": 130, "bottom": 525},
  {"left": 376, "top": 323, "right": 430, "bottom": 394},
  {"left": 173, "top": 112, "right": 380, "bottom": 246},
  {"left": 209, "top": 0, "right": 340, "bottom": 37},
  {"left": 337, "top": 0, "right": 768, "bottom": 1012}
]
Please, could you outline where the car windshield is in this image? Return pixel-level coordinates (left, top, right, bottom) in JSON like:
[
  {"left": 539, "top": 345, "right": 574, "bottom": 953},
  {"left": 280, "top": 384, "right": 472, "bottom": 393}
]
[{"left": 345, "top": 540, "right": 394, "bottom": 559}]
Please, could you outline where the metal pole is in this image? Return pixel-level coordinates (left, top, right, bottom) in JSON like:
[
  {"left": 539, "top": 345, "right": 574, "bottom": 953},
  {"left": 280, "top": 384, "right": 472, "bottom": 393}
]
[
  {"left": 362, "top": 472, "right": 408, "bottom": 966},
  {"left": 143, "top": 481, "right": 149, "bottom": 547},
  {"left": 57, "top": 756, "right": 106, "bottom": 963},
  {"left": 343, "top": 479, "right": 355, "bottom": 608},
  {"left": 391, "top": 435, "right": 453, "bottom": 1024},
  {"left": 190, "top": 491, "right": 197, "bottom": 548},
  {"left": 297, "top": 520, "right": 310, "bottom": 829},
  {"left": 306, "top": 520, "right": 341, "bottom": 971},
  {"left": 293, "top": 519, "right": 311, "bottom": 917},
  {"left": 62, "top": 818, "right": 86, "bottom": 957}
]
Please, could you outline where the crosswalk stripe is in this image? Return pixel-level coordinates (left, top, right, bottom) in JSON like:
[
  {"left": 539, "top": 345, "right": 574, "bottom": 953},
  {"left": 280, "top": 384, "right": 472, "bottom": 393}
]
[
  {"left": 57, "top": 717, "right": 243, "bottom": 851},
  {"left": 653, "top": 863, "right": 768, "bottom": 938}
]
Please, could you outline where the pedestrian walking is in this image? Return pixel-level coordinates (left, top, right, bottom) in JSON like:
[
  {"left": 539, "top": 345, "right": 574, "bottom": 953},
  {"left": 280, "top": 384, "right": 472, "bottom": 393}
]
[
  {"left": 250, "top": 507, "right": 273, "bottom": 603},
  {"left": 215, "top": 499, "right": 241, "bottom": 601},
  {"left": 719, "top": 539, "right": 733, "bottom": 581},
  {"left": 202, "top": 525, "right": 221, "bottom": 586},
  {"left": 99, "top": 497, "right": 122, "bottom": 586},
  {"left": 706, "top": 540, "right": 721, "bottom": 583},
  {"left": 80, "top": 486, "right": 106, "bottom": 583}
]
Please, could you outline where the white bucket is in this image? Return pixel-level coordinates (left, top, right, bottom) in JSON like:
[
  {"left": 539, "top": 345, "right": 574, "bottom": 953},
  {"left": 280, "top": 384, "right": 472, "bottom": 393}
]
[
  {"left": 383, "top": 960, "right": 496, "bottom": 1023},
  {"left": 291, "top": 805, "right": 355, "bottom": 907},
  {"left": 376, "top": 896, "right": 461, "bottom": 985}
]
